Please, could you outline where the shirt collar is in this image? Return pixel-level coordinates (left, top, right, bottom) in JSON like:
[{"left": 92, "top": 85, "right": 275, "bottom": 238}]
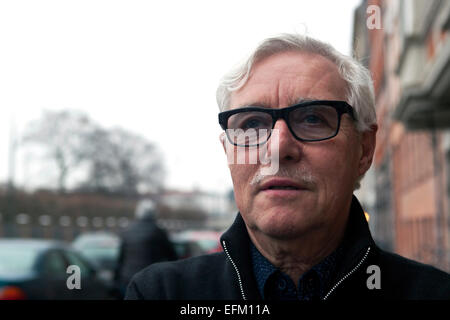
[
  {"left": 250, "top": 241, "right": 277, "bottom": 298},
  {"left": 250, "top": 241, "right": 343, "bottom": 300}
]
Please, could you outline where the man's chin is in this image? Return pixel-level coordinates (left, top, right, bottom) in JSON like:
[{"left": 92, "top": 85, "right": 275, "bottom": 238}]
[
  {"left": 256, "top": 224, "right": 312, "bottom": 241},
  {"left": 255, "top": 202, "right": 312, "bottom": 221},
  {"left": 251, "top": 210, "right": 318, "bottom": 240}
]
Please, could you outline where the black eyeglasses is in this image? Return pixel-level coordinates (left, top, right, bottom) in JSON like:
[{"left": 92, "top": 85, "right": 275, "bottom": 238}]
[{"left": 218, "top": 100, "right": 355, "bottom": 147}]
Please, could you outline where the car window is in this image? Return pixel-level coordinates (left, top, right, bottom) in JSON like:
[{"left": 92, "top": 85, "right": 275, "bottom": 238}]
[
  {"left": 80, "top": 246, "right": 119, "bottom": 261},
  {"left": 189, "top": 242, "right": 204, "bottom": 257},
  {"left": 196, "top": 239, "right": 219, "bottom": 252},
  {"left": 63, "top": 250, "right": 94, "bottom": 278},
  {"left": 0, "top": 247, "right": 38, "bottom": 274},
  {"left": 42, "top": 250, "right": 68, "bottom": 276}
]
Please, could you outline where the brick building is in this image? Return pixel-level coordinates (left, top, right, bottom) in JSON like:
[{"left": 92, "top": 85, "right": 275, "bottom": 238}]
[{"left": 353, "top": 0, "right": 450, "bottom": 272}]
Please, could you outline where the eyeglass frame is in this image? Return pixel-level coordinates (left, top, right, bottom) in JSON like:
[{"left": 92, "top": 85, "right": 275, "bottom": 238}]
[{"left": 218, "top": 100, "right": 356, "bottom": 146}]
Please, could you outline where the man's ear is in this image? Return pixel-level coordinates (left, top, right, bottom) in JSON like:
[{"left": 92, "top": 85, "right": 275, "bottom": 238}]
[{"left": 358, "top": 124, "right": 377, "bottom": 176}]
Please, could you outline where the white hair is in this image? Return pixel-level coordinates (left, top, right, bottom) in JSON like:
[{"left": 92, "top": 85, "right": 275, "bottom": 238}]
[{"left": 216, "top": 33, "right": 377, "bottom": 132}]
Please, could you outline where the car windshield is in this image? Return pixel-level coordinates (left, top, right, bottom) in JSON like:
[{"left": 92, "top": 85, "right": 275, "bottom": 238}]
[
  {"left": 196, "top": 239, "right": 219, "bottom": 252},
  {"left": 0, "top": 246, "right": 39, "bottom": 274},
  {"left": 81, "top": 247, "right": 119, "bottom": 260}
]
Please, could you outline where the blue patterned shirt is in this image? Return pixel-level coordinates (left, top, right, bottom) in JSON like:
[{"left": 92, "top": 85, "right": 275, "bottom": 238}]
[{"left": 250, "top": 241, "right": 343, "bottom": 300}]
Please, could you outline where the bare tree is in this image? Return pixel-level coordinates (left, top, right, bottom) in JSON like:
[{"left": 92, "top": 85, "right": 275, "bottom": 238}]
[
  {"left": 23, "top": 110, "right": 165, "bottom": 195},
  {"left": 82, "top": 127, "right": 165, "bottom": 195},
  {"left": 23, "top": 110, "right": 96, "bottom": 192}
]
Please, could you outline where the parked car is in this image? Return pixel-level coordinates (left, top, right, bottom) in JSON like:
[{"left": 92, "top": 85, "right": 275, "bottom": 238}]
[
  {"left": 0, "top": 239, "right": 114, "bottom": 300},
  {"left": 72, "top": 232, "right": 120, "bottom": 283},
  {"left": 170, "top": 230, "right": 222, "bottom": 259}
]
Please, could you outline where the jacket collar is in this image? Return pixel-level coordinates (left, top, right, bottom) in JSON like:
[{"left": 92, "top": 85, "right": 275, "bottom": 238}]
[
  {"left": 331, "top": 195, "right": 376, "bottom": 283},
  {"left": 220, "top": 195, "right": 376, "bottom": 300},
  {"left": 220, "top": 210, "right": 261, "bottom": 299}
]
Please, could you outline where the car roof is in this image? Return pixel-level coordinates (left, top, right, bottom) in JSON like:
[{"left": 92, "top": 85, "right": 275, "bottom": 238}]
[
  {"left": 0, "top": 238, "right": 70, "bottom": 252},
  {"left": 171, "top": 230, "right": 222, "bottom": 241},
  {"left": 73, "top": 231, "right": 118, "bottom": 240}
]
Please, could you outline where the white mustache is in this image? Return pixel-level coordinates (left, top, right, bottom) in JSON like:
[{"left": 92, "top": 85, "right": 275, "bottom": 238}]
[{"left": 250, "top": 165, "right": 315, "bottom": 187}]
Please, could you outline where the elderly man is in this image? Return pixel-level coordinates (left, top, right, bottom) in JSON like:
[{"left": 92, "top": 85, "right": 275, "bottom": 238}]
[{"left": 126, "top": 34, "right": 450, "bottom": 300}]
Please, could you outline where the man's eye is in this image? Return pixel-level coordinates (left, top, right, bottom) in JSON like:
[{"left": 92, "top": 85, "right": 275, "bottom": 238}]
[
  {"left": 242, "top": 118, "right": 266, "bottom": 129},
  {"left": 302, "top": 114, "right": 323, "bottom": 124}
]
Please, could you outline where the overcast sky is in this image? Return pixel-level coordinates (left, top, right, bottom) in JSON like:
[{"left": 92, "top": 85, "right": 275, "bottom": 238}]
[{"left": 0, "top": 0, "right": 361, "bottom": 194}]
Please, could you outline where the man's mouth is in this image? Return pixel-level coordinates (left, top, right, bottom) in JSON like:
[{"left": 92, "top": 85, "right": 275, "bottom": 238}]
[
  {"left": 265, "top": 186, "right": 299, "bottom": 190},
  {"left": 259, "top": 178, "right": 305, "bottom": 193}
]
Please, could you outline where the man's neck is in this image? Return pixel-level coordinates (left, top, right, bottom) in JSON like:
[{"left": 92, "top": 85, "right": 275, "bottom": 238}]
[{"left": 247, "top": 214, "right": 348, "bottom": 287}]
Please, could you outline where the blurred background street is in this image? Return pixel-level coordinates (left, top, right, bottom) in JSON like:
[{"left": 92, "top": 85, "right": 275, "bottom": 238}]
[
  {"left": 353, "top": 0, "right": 450, "bottom": 274},
  {"left": 1, "top": 0, "right": 450, "bottom": 299}
]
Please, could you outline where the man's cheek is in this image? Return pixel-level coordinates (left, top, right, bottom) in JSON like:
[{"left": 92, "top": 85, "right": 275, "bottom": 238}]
[
  {"left": 229, "top": 165, "right": 246, "bottom": 192},
  {"left": 231, "top": 163, "right": 255, "bottom": 178},
  {"left": 230, "top": 165, "right": 255, "bottom": 196}
]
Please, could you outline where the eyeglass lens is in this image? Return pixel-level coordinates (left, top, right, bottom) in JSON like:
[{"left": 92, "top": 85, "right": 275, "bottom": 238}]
[{"left": 226, "top": 104, "right": 340, "bottom": 145}]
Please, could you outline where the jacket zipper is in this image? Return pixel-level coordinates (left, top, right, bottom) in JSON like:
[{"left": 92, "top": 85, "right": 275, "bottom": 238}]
[
  {"left": 222, "top": 240, "right": 247, "bottom": 300},
  {"left": 223, "top": 240, "right": 371, "bottom": 301},
  {"left": 322, "top": 246, "right": 371, "bottom": 300}
]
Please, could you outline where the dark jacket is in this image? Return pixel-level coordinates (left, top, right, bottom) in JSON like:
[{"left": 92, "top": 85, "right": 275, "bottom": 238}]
[
  {"left": 115, "top": 216, "right": 177, "bottom": 292},
  {"left": 125, "top": 196, "right": 450, "bottom": 300}
]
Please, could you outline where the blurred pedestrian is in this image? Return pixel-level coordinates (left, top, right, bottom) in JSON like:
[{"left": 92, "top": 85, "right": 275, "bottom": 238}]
[{"left": 114, "top": 199, "right": 177, "bottom": 298}]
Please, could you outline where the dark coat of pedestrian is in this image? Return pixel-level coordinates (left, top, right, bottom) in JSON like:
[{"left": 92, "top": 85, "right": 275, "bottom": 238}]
[{"left": 115, "top": 200, "right": 177, "bottom": 296}]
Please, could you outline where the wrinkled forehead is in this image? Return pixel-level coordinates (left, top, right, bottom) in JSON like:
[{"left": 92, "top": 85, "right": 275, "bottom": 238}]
[{"left": 230, "top": 51, "right": 348, "bottom": 109}]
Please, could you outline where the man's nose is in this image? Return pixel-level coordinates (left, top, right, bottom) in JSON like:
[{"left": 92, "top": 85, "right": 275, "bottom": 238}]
[{"left": 268, "top": 119, "right": 302, "bottom": 162}]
